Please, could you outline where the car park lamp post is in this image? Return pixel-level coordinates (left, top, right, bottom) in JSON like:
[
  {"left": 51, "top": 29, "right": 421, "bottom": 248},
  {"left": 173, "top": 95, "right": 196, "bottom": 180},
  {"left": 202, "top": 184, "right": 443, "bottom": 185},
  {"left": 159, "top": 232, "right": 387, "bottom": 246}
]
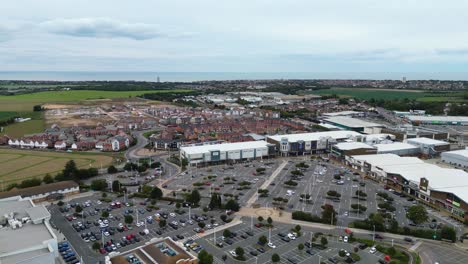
[{"left": 373, "top": 225, "right": 376, "bottom": 242}]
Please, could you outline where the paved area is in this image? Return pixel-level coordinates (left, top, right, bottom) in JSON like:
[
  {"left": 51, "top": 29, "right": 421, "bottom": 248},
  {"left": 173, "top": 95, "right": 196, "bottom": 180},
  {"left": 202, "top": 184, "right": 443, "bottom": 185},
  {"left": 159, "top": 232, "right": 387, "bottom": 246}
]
[{"left": 417, "top": 241, "right": 468, "bottom": 264}]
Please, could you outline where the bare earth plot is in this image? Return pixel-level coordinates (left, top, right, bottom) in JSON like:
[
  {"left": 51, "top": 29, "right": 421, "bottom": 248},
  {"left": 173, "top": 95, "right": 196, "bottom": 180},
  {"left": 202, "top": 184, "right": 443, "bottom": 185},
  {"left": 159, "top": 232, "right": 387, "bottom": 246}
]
[{"left": 0, "top": 149, "right": 113, "bottom": 184}]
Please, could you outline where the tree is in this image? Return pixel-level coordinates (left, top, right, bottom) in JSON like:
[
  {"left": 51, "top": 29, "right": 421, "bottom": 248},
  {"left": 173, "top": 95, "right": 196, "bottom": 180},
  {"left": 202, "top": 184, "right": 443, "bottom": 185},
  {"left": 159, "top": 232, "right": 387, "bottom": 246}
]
[
  {"left": 33, "top": 105, "right": 43, "bottom": 111},
  {"left": 235, "top": 247, "right": 245, "bottom": 259},
  {"left": 198, "top": 250, "right": 213, "bottom": 264},
  {"left": 188, "top": 190, "right": 201, "bottom": 206},
  {"left": 112, "top": 180, "right": 121, "bottom": 193},
  {"left": 267, "top": 217, "right": 273, "bottom": 225},
  {"left": 258, "top": 235, "right": 268, "bottom": 245},
  {"left": 198, "top": 222, "right": 206, "bottom": 229},
  {"left": 150, "top": 186, "right": 163, "bottom": 199},
  {"left": 272, "top": 253, "right": 280, "bottom": 263},
  {"left": 124, "top": 215, "right": 133, "bottom": 224},
  {"left": 92, "top": 242, "right": 101, "bottom": 251},
  {"left": 298, "top": 243, "right": 304, "bottom": 251},
  {"left": 107, "top": 165, "right": 118, "bottom": 174},
  {"left": 440, "top": 226, "right": 456, "bottom": 242},
  {"left": 223, "top": 229, "right": 232, "bottom": 238},
  {"left": 102, "top": 211, "right": 109, "bottom": 218},
  {"left": 225, "top": 199, "right": 240, "bottom": 212},
  {"left": 75, "top": 205, "right": 83, "bottom": 213},
  {"left": 20, "top": 178, "right": 42, "bottom": 188},
  {"left": 159, "top": 219, "right": 167, "bottom": 228},
  {"left": 91, "top": 179, "right": 107, "bottom": 191},
  {"left": 257, "top": 216, "right": 264, "bottom": 222},
  {"left": 63, "top": 160, "right": 78, "bottom": 180},
  {"left": 320, "top": 237, "right": 328, "bottom": 247},
  {"left": 57, "top": 200, "right": 64, "bottom": 206},
  {"left": 295, "top": 225, "right": 302, "bottom": 233},
  {"left": 209, "top": 193, "right": 222, "bottom": 209},
  {"left": 176, "top": 202, "right": 181, "bottom": 209},
  {"left": 43, "top": 174, "right": 54, "bottom": 184},
  {"left": 321, "top": 204, "right": 337, "bottom": 225},
  {"left": 406, "top": 205, "right": 428, "bottom": 225}
]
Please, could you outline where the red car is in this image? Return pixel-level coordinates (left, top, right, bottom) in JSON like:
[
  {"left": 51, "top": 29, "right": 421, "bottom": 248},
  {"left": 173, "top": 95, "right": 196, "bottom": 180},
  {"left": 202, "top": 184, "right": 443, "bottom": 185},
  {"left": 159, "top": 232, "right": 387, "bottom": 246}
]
[
  {"left": 99, "top": 248, "right": 107, "bottom": 254},
  {"left": 66, "top": 216, "right": 73, "bottom": 221},
  {"left": 255, "top": 223, "right": 262, "bottom": 228},
  {"left": 204, "top": 182, "right": 211, "bottom": 186},
  {"left": 126, "top": 234, "right": 134, "bottom": 240}
]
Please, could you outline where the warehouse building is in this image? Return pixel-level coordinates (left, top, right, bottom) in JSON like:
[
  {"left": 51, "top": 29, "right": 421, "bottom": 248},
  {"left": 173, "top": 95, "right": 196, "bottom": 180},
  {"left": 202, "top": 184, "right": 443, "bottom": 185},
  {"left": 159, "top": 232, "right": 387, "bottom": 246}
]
[
  {"left": 382, "top": 126, "right": 449, "bottom": 141},
  {"left": 348, "top": 154, "right": 424, "bottom": 180},
  {"left": 331, "top": 142, "right": 376, "bottom": 160},
  {"left": 179, "top": 141, "right": 275, "bottom": 165},
  {"left": 0, "top": 181, "right": 80, "bottom": 203},
  {"left": 267, "top": 130, "right": 361, "bottom": 156},
  {"left": 323, "top": 116, "right": 384, "bottom": 133},
  {"left": 406, "top": 115, "right": 468, "bottom": 126},
  {"left": 441, "top": 149, "right": 468, "bottom": 168},
  {"left": 406, "top": 137, "right": 450, "bottom": 156},
  {"left": 374, "top": 142, "right": 420, "bottom": 156}
]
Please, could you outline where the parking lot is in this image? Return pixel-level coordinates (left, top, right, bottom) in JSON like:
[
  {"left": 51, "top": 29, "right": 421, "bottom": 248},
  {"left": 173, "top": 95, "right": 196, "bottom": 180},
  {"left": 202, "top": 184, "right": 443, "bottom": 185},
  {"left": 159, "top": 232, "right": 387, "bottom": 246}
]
[
  {"left": 193, "top": 218, "right": 383, "bottom": 264},
  {"left": 49, "top": 193, "right": 230, "bottom": 264},
  {"left": 165, "top": 159, "right": 282, "bottom": 206}
]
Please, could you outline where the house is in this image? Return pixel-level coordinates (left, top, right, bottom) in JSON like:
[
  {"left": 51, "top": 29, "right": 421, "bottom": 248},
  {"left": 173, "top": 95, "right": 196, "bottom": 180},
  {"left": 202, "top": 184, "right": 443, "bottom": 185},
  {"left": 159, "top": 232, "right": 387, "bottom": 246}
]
[
  {"left": 54, "top": 141, "right": 66, "bottom": 150},
  {"left": 8, "top": 139, "right": 19, "bottom": 147},
  {"left": 34, "top": 140, "right": 49, "bottom": 149},
  {"left": 110, "top": 136, "right": 130, "bottom": 151},
  {"left": 20, "top": 139, "right": 35, "bottom": 148},
  {"left": 0, "top": 135, "right": 9, "bottom": 145}
]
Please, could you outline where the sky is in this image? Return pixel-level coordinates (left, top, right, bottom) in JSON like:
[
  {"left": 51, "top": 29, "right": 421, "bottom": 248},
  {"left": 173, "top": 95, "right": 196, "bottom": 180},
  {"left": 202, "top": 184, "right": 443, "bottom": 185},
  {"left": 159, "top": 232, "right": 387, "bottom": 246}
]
[{"left": 1, "top": 0, "right": 468, "bottom": 72}]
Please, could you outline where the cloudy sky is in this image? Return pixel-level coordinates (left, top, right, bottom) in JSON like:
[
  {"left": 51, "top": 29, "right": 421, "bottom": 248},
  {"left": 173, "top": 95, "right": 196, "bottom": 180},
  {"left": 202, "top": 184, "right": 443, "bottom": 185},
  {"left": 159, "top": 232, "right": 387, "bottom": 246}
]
[{"left": 1, "top": 0, "right": 468, "bottom": 72}]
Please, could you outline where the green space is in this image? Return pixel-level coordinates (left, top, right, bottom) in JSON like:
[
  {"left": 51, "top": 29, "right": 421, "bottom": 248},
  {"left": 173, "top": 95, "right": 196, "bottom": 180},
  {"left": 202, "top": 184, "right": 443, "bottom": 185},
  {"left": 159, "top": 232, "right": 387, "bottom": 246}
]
[
  {"left": 308, "top": 88, "right": 467, "bottom": 102},
  {"left": 0, "top": 111, "right": 18, "bottom": 123},
  {"left": 0, "top": 89, "right": 192, "bottom": 112},
  {"left": 0, "top": 89, "right": 192, "bottom": 137}
]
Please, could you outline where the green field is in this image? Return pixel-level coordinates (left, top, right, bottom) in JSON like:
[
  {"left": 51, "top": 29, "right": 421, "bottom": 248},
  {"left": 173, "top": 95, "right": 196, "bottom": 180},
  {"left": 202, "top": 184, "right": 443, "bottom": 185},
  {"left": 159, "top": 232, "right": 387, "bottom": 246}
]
[
  {"left": 0, "top": 149, "right": 114, "bottom": 186},
  {"left": 0, "top": 111, "right": 18, "bottom": 123},
  {"left": 308, "top": 88, "right": 467, "bottom": 102},
  {"left": 0, "top": 89, "right": 192, "bottom": 112}
]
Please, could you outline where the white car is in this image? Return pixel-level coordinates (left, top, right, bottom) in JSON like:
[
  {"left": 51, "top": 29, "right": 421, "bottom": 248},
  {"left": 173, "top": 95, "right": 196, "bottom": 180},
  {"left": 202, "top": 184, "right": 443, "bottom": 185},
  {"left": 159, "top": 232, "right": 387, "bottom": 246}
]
[
  {"left": 96, "top": 201, "right": 102, "bottom": 205},
  {"left": 229, "top": 250, "right": 237, "bottom": 257},
  {"left": 287, "top": 233, "right": 296, "bottom": 240},
  {"left": 136, "top": 221, "right": 144, "bottom": 227},
  {"left": 343, "top": 236, "right": 348, "bottom": 243},
  {"left": 104, "top": 232, "right": 110, "bottom": 237},
  {"left": 169, "top": 213, "right": 176, "bottom": 217},
  {"left": 267, "top": 242, "right": 276, "bottom": 248},
  {"left": 369, "top": 247, "right": 377, "bottom": 254}
]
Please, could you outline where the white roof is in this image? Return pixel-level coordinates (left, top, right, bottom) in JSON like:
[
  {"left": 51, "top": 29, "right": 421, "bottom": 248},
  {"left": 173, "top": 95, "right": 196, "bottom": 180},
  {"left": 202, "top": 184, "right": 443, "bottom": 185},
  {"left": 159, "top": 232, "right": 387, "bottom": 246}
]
[
  {"left": 180, "top": 141, "right": 269, "bottom": 155},
  {"left": 323, "top": 111, "right": 363, "bottom": 117},
  {"left": 441, "top": 149, "right": 468, "bottom": 159},
  {"left": 364, "top": 133, "right": 396, "bottom": 142},
  {"left": 334, "top": 142, "right": 375, "bottom": 150},
  {"left": 406, "top": 137, "right": 448, "bottom": 146},
  {"left": 375, "top": 142, "right": 419, "bottom": 152},
  {"left": 351, "top": 154, "right": 424, "bottom": 167},
  {"left": 268, "top": 130, "right": 361, "bottom": 143},
  {"left": 318, "top": 123, "right": 342, "bottom": 130},
  {"left": 324, "top": 116, "right": 383, "bottom": 128},
  {"left": 380, "top": 163, "right": 468, "bottom": 202},
  {"left": 406, "top": 115, "right": 468, "bottom": 122}
]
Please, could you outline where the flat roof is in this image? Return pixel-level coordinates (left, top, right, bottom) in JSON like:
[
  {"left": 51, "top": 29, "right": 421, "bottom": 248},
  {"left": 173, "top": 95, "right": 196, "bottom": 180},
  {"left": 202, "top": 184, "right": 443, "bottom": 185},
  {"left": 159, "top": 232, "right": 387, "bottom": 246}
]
[
  {"left": 268, "top": 130, "right": 361, "bottom": 143},
  {"left": 0, "top": 217, "right": 54, "bottom": 254},
  {"left": 441, "top": 149, "right": 468, "bottom": 159},
  {"left": 407, "top": 115, "right": 468, "bottom": 122},
  {"left": 406, "top": 137, "right": 448, "bottom": 146},
  {"left": 323, "top": 111, "right": 363, "bottom": 117},
  {"left": 25, "top": 205, "right": 51, "bottom": 222},
  {"left": 334, "top": 142, "right": 375, "bottom": 150},
  {"left": 375, "top": 142, "right": 419, "bottom": 152},
  {"left": 180, "top": 140, "right": 270, "bottom": 155},
  {"left": 380, "top": 163, "right": 468, "bottom": 202},
  {"left": 351, "top": 154, "right": 424, "bottom": 167},
  {"left": 324, "top": 116, "right": 383, "bottom": 128}
]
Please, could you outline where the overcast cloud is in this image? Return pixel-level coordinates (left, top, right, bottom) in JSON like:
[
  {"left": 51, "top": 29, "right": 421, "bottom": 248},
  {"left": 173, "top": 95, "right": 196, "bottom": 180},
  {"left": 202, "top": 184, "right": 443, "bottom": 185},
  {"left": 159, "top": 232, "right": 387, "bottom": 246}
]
[{"left": 1, "top": 0, "right": 467, "bottom": 72}]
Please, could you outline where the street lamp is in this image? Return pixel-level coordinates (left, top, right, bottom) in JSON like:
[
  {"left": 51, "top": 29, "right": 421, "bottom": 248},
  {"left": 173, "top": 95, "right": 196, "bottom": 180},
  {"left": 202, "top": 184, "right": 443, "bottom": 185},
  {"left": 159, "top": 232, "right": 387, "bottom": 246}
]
[{"left": 373, "top": 225, "right": 376, "bottom": 242}]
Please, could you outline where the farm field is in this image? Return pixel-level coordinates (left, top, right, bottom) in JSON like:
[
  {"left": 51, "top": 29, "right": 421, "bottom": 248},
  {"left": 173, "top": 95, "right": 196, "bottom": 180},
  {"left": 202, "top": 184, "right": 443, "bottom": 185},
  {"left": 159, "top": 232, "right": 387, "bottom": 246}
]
[
  {"left": 0, "top": 89, "right": 192, "bottom": 112},
  {"left": 308, "top": 88, "right": 467, "bottom": 102},
  {"left": 0, "top": 149, "right": 114, "bottom": 186}
]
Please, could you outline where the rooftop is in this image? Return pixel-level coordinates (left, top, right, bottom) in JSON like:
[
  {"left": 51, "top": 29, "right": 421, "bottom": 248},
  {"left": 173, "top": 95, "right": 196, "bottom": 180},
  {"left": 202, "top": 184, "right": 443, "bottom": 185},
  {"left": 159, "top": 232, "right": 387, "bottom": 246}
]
[
  {"left": 324, "top": 116, "right": 384, "bottom": 128},
  {"left": 406, "top": 115, "right": 468, "bottom": 122},
  {"left": 441, "top": 149, "right": 468, "bottom": 159},
  {"left": 0, "top": 181, "right": 78, "bottom": 200},
  {"left": 351, "top": 154, "right": 424, "bottom": 167},
  {"left": 334, "top": 142, "right": 375, "bottom": 150},
  {"left": 406, "top": 137, "right": 449, "bottom": 146},
  {"left": 375, "top": 142, "right": 420, "bottom": 152},
  {"left": 180, "top": 140, "right": 270, "bottom": 154},
  {"left": 268, "top": 130, "right": 361, "bottom": 143},
  {"left": 323, "top": 111, "right": 363, "bottom": 117}
]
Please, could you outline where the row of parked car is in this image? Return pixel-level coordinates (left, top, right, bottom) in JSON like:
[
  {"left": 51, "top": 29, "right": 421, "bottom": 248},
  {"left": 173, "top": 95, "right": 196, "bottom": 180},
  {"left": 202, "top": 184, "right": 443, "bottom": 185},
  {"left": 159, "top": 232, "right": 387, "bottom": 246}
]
[{"left": 58, "top": 241, "right": 80, "bottom": 264}]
